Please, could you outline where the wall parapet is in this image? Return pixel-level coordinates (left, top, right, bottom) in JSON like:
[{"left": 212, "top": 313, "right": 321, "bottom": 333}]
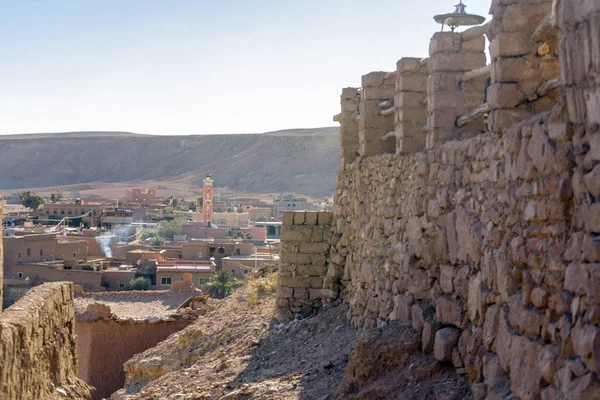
[
  {"left": 276, "top": 211, "right": 337, "bottom": 319},
  {"left": 0, "top": 282, "right": 91, "bottom": 399}
]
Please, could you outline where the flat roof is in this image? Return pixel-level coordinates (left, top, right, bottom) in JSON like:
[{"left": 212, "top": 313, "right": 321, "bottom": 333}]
[{"left": 157, "top": 265, "right": 214, "bottom": 272}]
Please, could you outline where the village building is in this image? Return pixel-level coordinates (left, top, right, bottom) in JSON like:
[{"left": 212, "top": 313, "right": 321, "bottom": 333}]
[
  {"left": 221, "top": 253, "right": 274, "bottom": 278},
  {"left": 156, "top": 259, "right": 216, "bottom": 288},
  {"left": 125, "top": 187, "right": 156, "bottom": 206}
]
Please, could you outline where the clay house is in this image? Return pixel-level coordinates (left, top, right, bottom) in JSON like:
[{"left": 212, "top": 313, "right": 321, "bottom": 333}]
[
  {"left": 101, "top": 264, "right": 137, "bottom": 290},
  {"left": 181, "top": 239, "right": 256, "bottom": 267},
  {"left": 124, "top": 249, "right": 166, "bottom": 265},
  {"left": 156, "top": 260, "right": 216, "bottom": 288},
  {"left": 182, "top": 222, "right": 230, "bottom": 239},
  {"left": 42, "top": 202, "right": 105, "bottom": 226},
  {"left": 221, "top": 253, "right": 274, "bottom": 278},
  {"left": 246, "top": 206, "right": 273, "bottom": 221},
  {"left": 125, "top": 187, "right": 156, "bottom": 206}
]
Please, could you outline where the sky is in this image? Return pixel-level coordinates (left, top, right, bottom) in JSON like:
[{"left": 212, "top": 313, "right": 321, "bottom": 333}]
[{"left": 0, "top": 0, "right": 491, "bottom": 135}]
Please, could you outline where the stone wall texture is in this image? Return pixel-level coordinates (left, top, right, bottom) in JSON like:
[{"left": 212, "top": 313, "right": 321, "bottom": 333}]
[
  {"left": 487, "top": 0, "right": 560, "bottom": 133},
  {"left": 427, "top": 28, "right": 487, "bottom": 148},
  {"left": 277, "top": 211, "right": 336, "bottom": 318},
  {"left": 295, "top": 0, "right": 600, "bottom": 398},
  {"left": 0, "top": 282, "right": 91, "bottom": 399}
]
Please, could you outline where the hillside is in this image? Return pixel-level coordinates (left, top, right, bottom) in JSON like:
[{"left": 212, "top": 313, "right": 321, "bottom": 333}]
[{"left": 0, "top": 127, "right": 340, "bottom": 198}]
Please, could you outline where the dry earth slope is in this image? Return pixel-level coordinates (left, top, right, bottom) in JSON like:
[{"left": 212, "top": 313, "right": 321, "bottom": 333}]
[{"left": 0, "top": 127, "right": 339, "bottom": 198}]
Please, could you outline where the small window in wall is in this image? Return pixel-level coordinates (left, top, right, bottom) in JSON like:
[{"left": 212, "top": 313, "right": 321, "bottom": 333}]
[
  {"left": 199, "top": 277, "right": 209, "bottom": 286},
  {"left": 18, "top": 252, "right": 21, "bottom": 258},
  {"left": 61, "top": 210, "right": 65, "bottom": 215},
  {"left": 235, "top": 249, "right": 241, "bottom": 255},
  {"left": 26, "top": 248, "right": 31, "bottom": 256},
  {"left": 68, "top": 210, "right": 72, "bottom": 215},
  {"left": 53, "top": 211, "right": 57, "bottom": 215},
  {"left": 119, "top": 283, "right": 126, "bottom": 289},
  {"left": 218, "top": 247, "right": 225, "bottom": 254},
  {"left": 73, "top": 252, "right": 76, "bottom": 258},
  {"left": 40, "top": 249, "right": 43, "bottom": 256},
  {"left": 161, "top": 277, "right": 172, "bottom": 286},
  {"left": 231, "top": 269, "right": 236, "bottom": 275},
  {"left": 209, "top": 247, "right": 216, "bottom": 254},
  {"left": 50, "top": 250, "right": 54, "bottom": 256},
  {"left": 197, "top": 252, "right": 203, "bottom": 258},
  {"left": 244, "top": 269, "right": 248, "bottom": 274},
  {"left": 18, "top": 272, "right": 23, "bottom": 278}
]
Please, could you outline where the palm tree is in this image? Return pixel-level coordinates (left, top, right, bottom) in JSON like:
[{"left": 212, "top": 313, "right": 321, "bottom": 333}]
[{"left": 205, "top": 269, "right": 242, "bottom": 299}]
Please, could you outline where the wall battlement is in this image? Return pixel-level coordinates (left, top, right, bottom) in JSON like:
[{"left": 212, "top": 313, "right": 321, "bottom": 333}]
[{"left": 277, "top": 211, "right": 336, "bottom": 319}]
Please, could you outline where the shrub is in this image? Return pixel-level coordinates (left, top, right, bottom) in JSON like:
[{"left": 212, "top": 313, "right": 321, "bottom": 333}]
[{"left": 127, "top": 277, "right": 150, "bottom": 291}]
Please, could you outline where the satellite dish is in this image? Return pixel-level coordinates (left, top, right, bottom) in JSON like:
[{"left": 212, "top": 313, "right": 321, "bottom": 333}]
[{"left": 434, "top": 1, "right": 485, "bottom": 32}]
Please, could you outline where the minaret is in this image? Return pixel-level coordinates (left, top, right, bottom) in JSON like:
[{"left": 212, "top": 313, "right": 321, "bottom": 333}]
[{"left": 203, "top": 172, "right": 213, "bottom": 227}]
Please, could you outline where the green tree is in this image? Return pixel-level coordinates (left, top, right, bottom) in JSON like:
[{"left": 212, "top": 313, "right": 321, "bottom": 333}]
[
  {"left": 158, "top": 219, "right": 183, "bottom": 238},
  {"left": 244, "top": 232, "right": 253, "bottom": 240},
  {"left": 188, "top": 201, "right": 197, "bottom": 211},
  {"left": 151, "top": 234, "right": 165, "bottom": 246},
  {"left": 204, "top": 269, "right": 242, "bottom": 299},
  {"left": 140, "top": 228, "right": 159, "bottom": 241},
  {"left": 127, "top": 277, "right": 150, "bottom": 291},
  {"left": 50, "top": 190, "right": 64, "bottom": 203},
  {"left": 255, "top": 215, "right": 268, "bottom": 222},
  {"left": 196, "top": 197, "right": 203, "bottom": 207},
  {"left": 20, "top": 191, "right": 45, "bottom": 210}
]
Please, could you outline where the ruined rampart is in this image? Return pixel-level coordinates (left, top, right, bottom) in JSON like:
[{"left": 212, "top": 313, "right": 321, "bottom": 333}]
[
  {"left": 0, "top": 282, "right": 91, "bottom": 399},
  {"left": 77, "top": 318, "right": 190, "bottom": 399},
  {"left": 277, "top": 211, "right": 336, "bottom": 318},
  {"left": 278, "top": 0, "right": 599, "bottom": 397}
]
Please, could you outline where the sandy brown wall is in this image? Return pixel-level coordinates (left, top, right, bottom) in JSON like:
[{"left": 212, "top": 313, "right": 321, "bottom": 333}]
[
  {"left": 0, "top": 282, "right": 91, "bottom": 399},
  {"left": 76, "top": 318, "right": 190, "bottom": 400}
]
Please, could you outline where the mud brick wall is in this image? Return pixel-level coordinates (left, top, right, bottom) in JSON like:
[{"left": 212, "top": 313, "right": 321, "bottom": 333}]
[
  {"left": 0, "top": 282, "right": 91, "bottom": 399},
  {"left": 426, "top": 29, "right": 487, "bottom": 149},
  {"left": 277, "top": 211, "right": 336, "bottom": 318},
  {"left": 395, "top": 58, "right": 428, "bottom": 153},
  {"left": 336, "top": 87, "right": 361, "bottom": 167},
  {"left": 487, "top": 0, "right": 560, "bottom": 133},
  {"left": 359, "top": 72, "right": 396, "bottom": 156}
]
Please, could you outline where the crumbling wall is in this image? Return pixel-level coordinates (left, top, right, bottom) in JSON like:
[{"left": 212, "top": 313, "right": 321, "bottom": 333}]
[
  {"left": 326, "top": 0, "right": 600, "bottom": 398},
  {"left": 335, "top": 88, "right": 361, "bottom": 167},
  {"left": 426, "top": 28, "right": 487, "bottom": 148},
  {"left": 276, "top": 211, "right": 336, "bottom": 318},
  {"left": 487, "top": 0, "right": 560, "bottom": 132},
  {"left": 395, "top": 58, "right": 428, "bottom": 153},
  {"left": 0, "top": 282, "right": 91, "bottom": 399},
  {"left": 359, "top": 72, "right": 396, "bottom": 155},
  {"left": 76, "top": 317, "right": 190, "bottom": 400}
]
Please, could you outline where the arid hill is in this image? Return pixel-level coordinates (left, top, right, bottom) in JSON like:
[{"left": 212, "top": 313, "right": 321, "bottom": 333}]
[{"left": 0, "top": 127, "right": 340, "bottom": 198}]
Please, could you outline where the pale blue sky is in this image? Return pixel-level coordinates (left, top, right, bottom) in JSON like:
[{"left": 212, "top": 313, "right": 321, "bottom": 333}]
[{"left": 1, "top": 1, "right": 490, "bottom": 135}]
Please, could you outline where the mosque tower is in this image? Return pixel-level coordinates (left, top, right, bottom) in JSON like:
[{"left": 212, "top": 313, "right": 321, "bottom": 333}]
[{"left": 202, "top": 172, "right": 213, "bottom": 227}]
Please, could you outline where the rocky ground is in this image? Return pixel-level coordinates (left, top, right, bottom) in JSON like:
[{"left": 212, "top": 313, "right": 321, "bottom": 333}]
[{"left": 110, "top": 276, "right": 472, "bottom": 400}]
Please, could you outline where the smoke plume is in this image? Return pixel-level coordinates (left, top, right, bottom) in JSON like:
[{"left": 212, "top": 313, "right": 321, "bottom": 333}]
[{"left": 95, "top": 234, "right": 114, "bottom": 258}]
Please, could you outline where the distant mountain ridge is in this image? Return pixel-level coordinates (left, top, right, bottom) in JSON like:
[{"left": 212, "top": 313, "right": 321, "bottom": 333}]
[{"left": 0, "top": 127, "right": 340, "bottom": 198}]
